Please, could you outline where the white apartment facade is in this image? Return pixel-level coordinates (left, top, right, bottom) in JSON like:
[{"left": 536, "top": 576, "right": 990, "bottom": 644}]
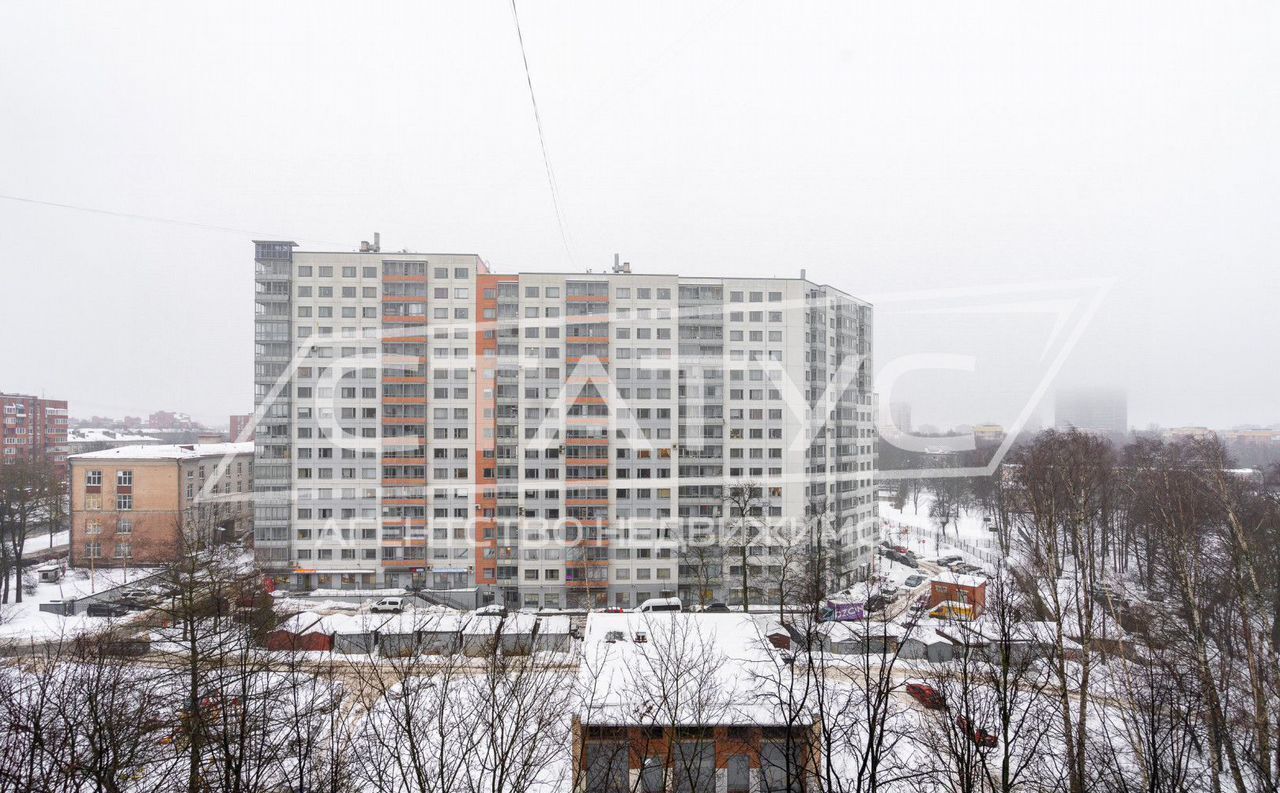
[{"left": 254, "top": 240, "right": 876, "bottom": 609}]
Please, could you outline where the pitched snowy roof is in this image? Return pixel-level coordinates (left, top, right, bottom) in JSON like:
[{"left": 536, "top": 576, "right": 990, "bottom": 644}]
[{"left": 69, "top": 441, "right": 254, "bottom": 462}]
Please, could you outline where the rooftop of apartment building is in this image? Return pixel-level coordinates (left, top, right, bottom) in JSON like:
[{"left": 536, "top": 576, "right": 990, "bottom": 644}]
[
  {"left": 68, "top": 441, "right": 254, "bottom": 462},
  {"left": 259, "top": 238, "right": 871, "bottom": 306}
]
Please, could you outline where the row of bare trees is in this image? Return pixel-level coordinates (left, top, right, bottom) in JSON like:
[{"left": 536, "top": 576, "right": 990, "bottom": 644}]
[{"left": 0, "top": 456, "right": 66, "bottom": 604}]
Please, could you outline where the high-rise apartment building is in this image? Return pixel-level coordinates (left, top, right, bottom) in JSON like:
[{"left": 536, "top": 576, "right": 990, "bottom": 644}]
[
  {"left": 254, "top": 240, "right": 876, "bottom": 609},
  {"left": 1, "top": 392, "right": 69, "bottom": 477},
  {"left": 230, "top": 413, "right": 254, "bottom": 442},
  {"left": 1054, "top": 387, "right": 1128, "bottom": 438}
]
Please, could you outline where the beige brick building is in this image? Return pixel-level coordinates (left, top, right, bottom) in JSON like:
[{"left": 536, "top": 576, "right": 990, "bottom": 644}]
[{"left": 69, "top": 442, "right": 253, "bottom": 567}]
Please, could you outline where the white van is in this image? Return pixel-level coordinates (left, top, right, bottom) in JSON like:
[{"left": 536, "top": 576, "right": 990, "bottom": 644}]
[
  {"left": 371, "top": 596, "right": 405, "bottom": 614},
  {"left": 635, "top": 597, "right": 682, "bottom": 613}
]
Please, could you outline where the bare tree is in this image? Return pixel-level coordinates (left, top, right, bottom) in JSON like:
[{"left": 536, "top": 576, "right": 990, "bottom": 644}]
[{"left": 724, "top": 481, "right": 763, "bottom": 611}]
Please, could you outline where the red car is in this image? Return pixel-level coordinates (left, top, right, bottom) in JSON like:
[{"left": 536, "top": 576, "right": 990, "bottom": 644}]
[
  {"left": 893, "top": 545, "right": 910, "bottom": 554},
  {"left": 905, "top": 683, "right": 946, "bottom": 710},
  {"left": 955, "top": 716, "right": 998, "bottom": 748}
]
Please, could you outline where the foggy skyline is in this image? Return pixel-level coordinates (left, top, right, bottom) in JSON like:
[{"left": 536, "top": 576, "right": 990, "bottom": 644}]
[{"left": 2, "top": 2, "right": 1276, "bottom": 431}]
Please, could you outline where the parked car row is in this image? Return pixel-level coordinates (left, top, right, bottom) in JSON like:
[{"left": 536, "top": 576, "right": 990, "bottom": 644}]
[
  {"left": 934, "top": 555, "right": 987, "bottom": 576},
  {"left": 879, "top": 543, "right": 920, "bottom": 569}
]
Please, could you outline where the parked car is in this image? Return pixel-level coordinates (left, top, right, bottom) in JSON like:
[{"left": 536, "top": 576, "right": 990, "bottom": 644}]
[
  {"left": 87, "top": 602, "right": 132, "bottom": 618},
  {"left": 880, "top": 586, "right": 900, "bottom": 600},
  {"left": 370, "top": 597, "right": 405, "bottom": 614},
  {"left": 892, "top": 545, "right": 909, "bottom": 555},
  {"left": 703, "top": 601, "right": 730, "bottom": 613},
  {"left": 865, "top": 594, "right": 888, "bottom": 613},
  {"left": 904, "top": 575, "right": 926, "bottom": 588},
  {"left": 956, "top": 716, "right": 998, "bottom": 748},
  {"left": 905, "top": 683, "right": 946, "bottom": 710},
  {"left": 636, "top": 597, "right": 682, "bottom": 613}
]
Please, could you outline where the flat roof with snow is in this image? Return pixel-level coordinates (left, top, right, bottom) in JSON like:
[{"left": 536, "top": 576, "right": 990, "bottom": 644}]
[{"left": 69, "top": 442, "right": 254, "bottom": 462}]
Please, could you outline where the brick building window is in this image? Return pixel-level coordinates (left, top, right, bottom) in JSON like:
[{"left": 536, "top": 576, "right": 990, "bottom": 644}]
[
  {"left": 85, "top": 542, "right": 101, "bottom": 559},
  {"left": 114, "top": 543, "right": 132, "bottom": 559},
  {"left": 116, "top": 495, "right": 133, "bottom": 511},
  {"left": 117, "top": 519, "right": 132, "bottom": 534},
  {"left": 116, "top": 470, "right": 133, "bottom": 486},
  {"left": 86, "top": 520, "right": 102, "bottom": 535},
  {"left": 85, "top": 470, "right": 101, "bottom": 486}
]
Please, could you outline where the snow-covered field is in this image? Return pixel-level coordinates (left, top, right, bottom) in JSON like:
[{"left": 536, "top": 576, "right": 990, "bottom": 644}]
[{"left": 0, "top": 566, "right": 157, "bottom": 643}]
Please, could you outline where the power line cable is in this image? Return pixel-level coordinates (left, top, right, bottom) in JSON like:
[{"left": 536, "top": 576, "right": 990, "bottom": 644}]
[
  {"left": 0, "top": 192, "right": 347, "bottom": 247},
  {"left": 508, "top": 0, "right": 576, "bottom": 267}
]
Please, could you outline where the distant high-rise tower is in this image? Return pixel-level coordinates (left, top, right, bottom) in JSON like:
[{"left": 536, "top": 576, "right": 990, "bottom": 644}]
[
  {"left": 1054, "top": 387, "right": 1127, "bottom": 437},
  {"left": 888, "top": 401, "right": 912, "bottom": 434}
]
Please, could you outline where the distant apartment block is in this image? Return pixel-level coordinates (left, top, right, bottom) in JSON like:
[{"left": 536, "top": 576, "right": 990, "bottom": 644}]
[
  {"left": 253, "top": 240, "right": 876, "bottom": 609},
  {"left": 971, "top": 423, "right": 1006, "bottom": 446},
  {"left": 1054, "top": 387, "right": 1128, "bottom": 438},
  {"left": 1, "top": 392, "right": 69, "bottom": 476},
  {"left": 230, "top": 413, "right": 254, "bottom": 442},
  {"left": 69, "top": 442, "right": 254, "bottom": 566}
]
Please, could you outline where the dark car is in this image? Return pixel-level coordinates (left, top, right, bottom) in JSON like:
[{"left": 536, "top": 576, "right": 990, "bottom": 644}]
[
  {"left": 87, "top": 602, "right": 132, "bottom": 618},
  {"left": 865, "top": 594, "right": 888, "bottom": 613},
  {"left": 956, "top": 716, "right": 998, "bottom": 748},
  {"left": 703, "top": 601, "right": 730, "bottom": 613},
  {"left": 904, "top": 575, "right": 926, "bottom": 588},
  {"left": 905, "top": 683, "right": 946, "bottom": 710}
]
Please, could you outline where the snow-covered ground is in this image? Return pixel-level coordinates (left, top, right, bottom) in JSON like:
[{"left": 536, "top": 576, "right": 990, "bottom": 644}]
[
  {"left": 0, "top": 566, "right": 157, "bottom": 643},
  {"left": 880, "top": 494, "right": 1004, "bottom": 568},
  {"left": 22, "top": 530, "right": 69, "bottom": 555}
]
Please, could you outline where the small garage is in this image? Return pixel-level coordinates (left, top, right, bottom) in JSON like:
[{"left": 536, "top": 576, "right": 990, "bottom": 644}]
[
  {"left": 266, "top": 612, "right": 331, "bottom": 652},
  {"left": 330, "top": 613, "right": 391, "bottom": 655},
  {"left": 462, "top": 615, "right": 503, "bottom": 657},
  {"left": 533, "top": 614, "right": 572, "bottom": 653},
  {"left": 898, "top": 628, "right": 954, "bottom": 663}
]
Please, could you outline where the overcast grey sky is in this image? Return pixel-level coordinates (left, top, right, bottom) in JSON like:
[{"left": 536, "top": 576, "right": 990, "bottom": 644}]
[{"left": 1, "top": 2, "right": 1276, "bottom": 431}]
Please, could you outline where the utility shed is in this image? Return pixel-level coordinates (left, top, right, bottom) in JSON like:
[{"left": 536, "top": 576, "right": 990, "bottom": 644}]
[
  {"left": 328, "top": 613, "right": 391, "bottom": 654},
  {"left": 929, "top": 573, "right": 987, "bottom": 614},
  {"left": 266, "top": 612, "right": 330, "bottom": 652},
  {"left": 534, "top": 614, "right": 572, "bottom": 653},
  {"left": 417, "top": 612, "right": 469, "bottom": 655},
  {"left": 499, "top": 613, "right": 539, "bottom": 656},
  {"left": 462, "top": 614, "right": 503, "bottom": 656},
  {"left": 898, "top": 627, "right": 954, "bottom": 663}
]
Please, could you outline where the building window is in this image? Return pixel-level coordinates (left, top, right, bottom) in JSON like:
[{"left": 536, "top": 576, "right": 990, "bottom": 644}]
[
  {"left": 114, "top": 543, "right": 132, "bottom": 559},
  {"left": 674, "top": 742, "right": 715, "bottom": 793},
  {"left": 85, "top": 470, "right": 102, "bottom": 486},
  {"left": 86, "top": 520, "right": 102, "bottom": 535},
  {"left": 116, "top": 495, "right": 133, "bottom": 511},
  {"left": 116, "top": 470, "right": 133, "bottom": 487},
  {"left": 585, "top": 741, "right": 628, "bottom": 793},
  {"left": 117, "top": 519, "right": 133, "bottom": 534},
  {"left": 85, "top": 541, "right": 102, "bottom": 559}
]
